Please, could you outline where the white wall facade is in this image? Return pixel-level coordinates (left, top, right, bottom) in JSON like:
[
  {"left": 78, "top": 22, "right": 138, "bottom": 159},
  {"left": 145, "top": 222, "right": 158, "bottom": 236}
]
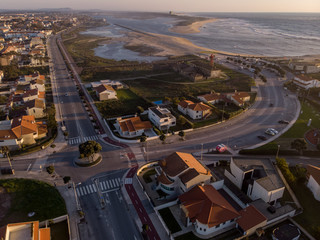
[
  {"left": 148, "top": 109, "right": 176, "bottom": 130},
  {"left": 225, "top": 160, "right": 245, "bottom": 189},
  {"left": 307, "top": 176, "right": 320, "bottom": 201},
  {"left": 195, "top": 219, "right": 236, "bottom": 235},
  {"left": 178, "top": 105, "right": 187, "bottom": 115},
  {"left": 248, "top": 181, "right": 284, "bottom": 203},
  {"left": 26, "top": 107, "right": 44, "bottom": 118}
]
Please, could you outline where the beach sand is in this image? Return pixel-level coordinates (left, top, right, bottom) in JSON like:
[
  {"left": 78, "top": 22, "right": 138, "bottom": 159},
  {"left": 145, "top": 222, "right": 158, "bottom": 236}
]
[{"left": 169, "top": 18, "right": 217, "bottom": 34}]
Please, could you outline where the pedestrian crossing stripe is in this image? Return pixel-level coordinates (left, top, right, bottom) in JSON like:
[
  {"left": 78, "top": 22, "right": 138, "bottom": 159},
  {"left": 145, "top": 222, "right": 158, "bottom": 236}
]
[
  {"left": 76, "top": 178, "right": 122, "bottom": 197},
  {"left": 68, "top": 135, "right": 100, "bottom": 145}
]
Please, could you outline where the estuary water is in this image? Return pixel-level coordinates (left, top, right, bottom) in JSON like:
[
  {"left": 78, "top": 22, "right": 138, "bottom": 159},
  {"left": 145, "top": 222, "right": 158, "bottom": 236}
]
[{"left": 82, "top": 12, "right": 320, "bottom": 60}]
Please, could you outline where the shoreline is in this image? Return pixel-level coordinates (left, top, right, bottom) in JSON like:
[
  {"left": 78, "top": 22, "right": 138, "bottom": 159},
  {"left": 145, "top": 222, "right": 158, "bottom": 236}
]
[{"left": 169, "top": 18, "right": 217, "bottom": 34}]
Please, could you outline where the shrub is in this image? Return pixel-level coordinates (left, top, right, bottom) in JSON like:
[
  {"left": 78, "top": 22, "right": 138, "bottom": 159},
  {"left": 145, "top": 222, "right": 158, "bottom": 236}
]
[
  {"left": 63, "top": 176, "right": 71, "bottom": 184},
  {"left": 276, "top": 157, "right": 296, "bottom": 183},
  {"left": 46, "top": 165, "right": 55, "bottom": 174}
]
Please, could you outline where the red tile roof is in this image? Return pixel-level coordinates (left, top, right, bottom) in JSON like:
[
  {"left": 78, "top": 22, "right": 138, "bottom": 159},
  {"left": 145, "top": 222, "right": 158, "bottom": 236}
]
[
  {"left": 307, "top": 165, "right": 320, "bottom": 185},
  {"left": 179, "top": 185, "right": 239, "bottom": 227},
  {"left": 159, "top": 152, "right": 211, "bottom": 178},
  {"left": 236, "top": 205, "right": 267, "bottom": 231},
  {"left": 188, "top": 102, "right": 212, "bottom": 111},
  {"left": 118, "top": 116, "right": 152, "bottom": 133},
  {"left": 178, "top": 100, "right": 193, "bottom": 108}
]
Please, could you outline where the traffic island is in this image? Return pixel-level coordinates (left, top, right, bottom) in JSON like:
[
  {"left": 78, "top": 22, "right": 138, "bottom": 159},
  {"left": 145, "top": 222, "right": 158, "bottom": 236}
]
[{"left": 74, "top": 153, "right": 102, "bottom": 167}]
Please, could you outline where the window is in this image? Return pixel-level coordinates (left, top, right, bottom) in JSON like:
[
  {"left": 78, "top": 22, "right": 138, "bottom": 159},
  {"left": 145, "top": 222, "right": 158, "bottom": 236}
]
[
  {"left": 172, "top": 122, "right": 175, "bottom": 125},
  {"left": 204, "top": 229, "right": 206, "bottom": 232},
  {"left": 231, "top": 219, "right": 234, "bottom": 222},
  {"left": 199, "top": 228, "right": 202, "bottom": 231},
  {"left": 160, "top": 184, "right": 174, "bottom": 191}
]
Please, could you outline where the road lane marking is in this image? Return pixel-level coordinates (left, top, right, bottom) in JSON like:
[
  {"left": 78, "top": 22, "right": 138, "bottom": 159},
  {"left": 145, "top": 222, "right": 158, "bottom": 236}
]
[
  {"left": 106, "top": 181, "right": 110, "bottom": 189},
  {"left": 92, "top": 184, "right": 96, "bottom": 192},
  {"left": 79, "top": 188, "right": 83, "bottom": 196},
  {"left": 100, "top": 182, "right": 104, "bottom": 190},
  {"left": 82, "top": 187, "right": 87, "bottom": 195},
  {"left": 85, "top": 186, "right": 90, "bottom": 193},
  {"left": 109, "top": 180, "right": 113, "bottom": 188},
  {"left": 76, "top": 188, "right": 80, "bottom": 196},
  {"left": 102, "top": 181, "right": 107, "bottom": 190},
  {"left": 89, "top": 184, "right": 93, "bottom": 192}
]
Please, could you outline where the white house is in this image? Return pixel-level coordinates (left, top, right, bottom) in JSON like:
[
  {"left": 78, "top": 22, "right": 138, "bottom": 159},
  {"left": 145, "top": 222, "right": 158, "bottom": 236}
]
[
  {"left": 30, "top": 78, "right": 45, "bottom": 92},
  {"left": 178, "top": 100, "right": 212, "bottom": 120},
  {"left": 156, "top": 152, "right": 213, "bottom": 197},
  {"left": 115, "top": 116, "right": 152, "bottom": 138},
  {"left": 148, "top": 106, "right": 176, "bottom": 131},
  {"left": 293, "top": 75, "right": 320, "bottom": 89},
  {"left": 198, "top": 91, "right": 250, "bottom": 107},
  {"left": 306, "top": 165, "right": 320, "bottom": 201},
  {"left": 224, "top": 158, "right": 285, "bottom": 205},
  {"left": 179, "top": 184, "right": 240, "bottom": 236},
  {"left": 24, "top": 98, "right": 46, "bottom": 118},
  {"left": 94, "top": 84, "right": 117, "bottom": 101}
]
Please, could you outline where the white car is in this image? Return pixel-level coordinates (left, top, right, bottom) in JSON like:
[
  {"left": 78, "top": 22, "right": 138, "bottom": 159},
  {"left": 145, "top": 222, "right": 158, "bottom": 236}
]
[{"left": 265, "top": 128, "right": 278, "bottom": 136}]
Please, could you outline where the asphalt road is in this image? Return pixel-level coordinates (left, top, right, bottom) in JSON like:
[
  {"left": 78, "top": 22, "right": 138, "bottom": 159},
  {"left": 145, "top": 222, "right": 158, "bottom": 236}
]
[
  {"left": 4, "top": 33, "right": 315, "bottom": 240},
  {"left": 145, "top": 69, "right": 298, "bottom": 161}
]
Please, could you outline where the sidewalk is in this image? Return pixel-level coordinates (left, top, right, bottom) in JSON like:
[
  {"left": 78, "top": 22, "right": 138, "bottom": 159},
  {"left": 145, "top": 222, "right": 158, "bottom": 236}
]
[{"left": 122, "top": 166, "right": 170, "bottom": 240}]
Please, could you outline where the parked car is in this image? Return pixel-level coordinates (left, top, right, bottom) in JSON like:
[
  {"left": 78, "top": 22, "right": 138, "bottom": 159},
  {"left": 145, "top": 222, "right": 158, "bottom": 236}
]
[
  {"left": 216, "top": 144, "right": 227, "bottom": 153},
  {"left": 265, "top": 128, "right": 278, "bottom": 136},
  {"left": 278, "top": 120, "right": 289, "bottom": 124},
  {"left": 269, "top": 103, "right": 274, "bottom": 107},
  {"left": 267, "top": 205, "right": 276, "bottom": 214},
  {"left": 257, "top": 135, "right": 267, "bottom": 140}
]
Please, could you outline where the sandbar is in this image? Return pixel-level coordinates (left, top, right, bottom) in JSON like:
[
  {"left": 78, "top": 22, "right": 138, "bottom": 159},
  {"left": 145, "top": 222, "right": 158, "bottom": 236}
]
[{"left": 169, "top": 18, "right": 217, "bottom": 34}]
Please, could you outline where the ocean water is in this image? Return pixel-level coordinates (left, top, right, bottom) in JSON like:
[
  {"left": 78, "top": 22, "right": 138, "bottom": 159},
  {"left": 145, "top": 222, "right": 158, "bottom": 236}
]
[{"left": 84, "top": 13, "right": 320, "bottom": 59}]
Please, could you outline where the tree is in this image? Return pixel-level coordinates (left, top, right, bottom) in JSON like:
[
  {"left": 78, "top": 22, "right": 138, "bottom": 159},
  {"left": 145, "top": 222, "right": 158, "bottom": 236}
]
[
  {"left": 46, "top": 165, "right": 55, "bottom": 174},
  {"left": 136, "top": 106, "right": 144, "bottom": 115},
  {"left": 178, "top": 130, "right": 185, "bottom": 140},
  {"left": 177, "top": 115, "right": 186, "bottom": 126},
  {"left": 159, "top": 134, "right": 166, "bottom": 144},
  {"left": 63, "top": 176, "right": 71, "bottom": 184},
  {"left": 0, "top": 146, "right": 14, "bottom": 175},
  {"left": 79, "top": 141, "right": 102, "bottom": 161},
  {"left": 291, "top": 138, "right": 307, "bottom": 155},
  {"left": 140, "top": 135, "right": 147, "bottom": 143}
]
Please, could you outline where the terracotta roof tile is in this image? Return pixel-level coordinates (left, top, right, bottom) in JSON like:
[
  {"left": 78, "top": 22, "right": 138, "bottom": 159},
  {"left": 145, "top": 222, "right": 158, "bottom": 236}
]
[
  {"left": 236, "top": 205, "right": 267, "bottom": 231},
  {"left": 179, "top": 185, "right": 239, "bottom": 227},
  {"left": 158, "top": 171, "right": 173, "bottom": 185},
  {"left": 178, "top": 100, "right": 193, "bottom": 108},
  {"left": 159, "top": 152, "right": 211, "bottom": 178},
  {"left": 199, "top": 93, "right": 222, "bottom": 102},
  {"left": 95, "top": 84, "right": 115, "bottom": 94},
  {"left": 118, "top": 116, "right": 152, "bottom": 133},
  {"left": 188, "top": 102, "right": 212, "bottom": 111},
  {"left": 307, "top": 165, "right": 320, "bottom": 185}
]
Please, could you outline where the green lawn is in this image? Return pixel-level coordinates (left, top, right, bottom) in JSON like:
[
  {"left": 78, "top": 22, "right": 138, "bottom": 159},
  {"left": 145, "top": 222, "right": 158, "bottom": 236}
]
[
  {"left": 95, "top": 89, "right": 151, "bottom": 118},
  {"left": 290, "top": 169, "right": 320, "bottom": 238},
  {"left": 280, "top": 101, "right": 320, "bottom": 138},
  {"left": 0, "top": 179, "right": 67, "bottom": 226},
  {"left": 158, "top": 207, "right": 182, "bottom": 234}
]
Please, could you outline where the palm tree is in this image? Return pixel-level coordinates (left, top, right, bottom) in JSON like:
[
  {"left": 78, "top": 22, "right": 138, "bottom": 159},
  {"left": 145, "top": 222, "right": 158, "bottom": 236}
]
[{"left": 1, "top": 146, "right": 14, "bottom": 175}]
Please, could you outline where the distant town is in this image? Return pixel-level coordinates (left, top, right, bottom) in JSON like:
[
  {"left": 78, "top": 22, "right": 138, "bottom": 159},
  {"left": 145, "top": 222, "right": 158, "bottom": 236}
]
[{"left": 0, "top": 9, "right": 320, "bottom": 240}]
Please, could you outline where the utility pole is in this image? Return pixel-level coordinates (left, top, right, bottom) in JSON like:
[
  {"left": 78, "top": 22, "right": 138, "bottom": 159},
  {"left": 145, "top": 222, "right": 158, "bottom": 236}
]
[{"left": 276, "top": 145, "right": 280, "bottom": 159}]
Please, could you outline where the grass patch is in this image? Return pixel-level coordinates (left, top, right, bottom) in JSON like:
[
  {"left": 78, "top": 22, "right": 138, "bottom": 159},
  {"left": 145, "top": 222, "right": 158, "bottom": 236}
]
[
  {"left": 280, "top": 101, "right": 320, "bottom": 138},
  {"left": 158, "top": 208, "right": 181, "bottom": 234},
  {"left": 96, "top": 89, "right": 151, "bottom": 118},
  {"left": 193, "top": 117, "right": 219, "bottom": 128},
  {"left": 290, "top": 170, "right": 320, "bottom": 238},
  {"left": 0, "top": 179, "right": 67, "bottom": 226},
  {"left": 142, "top": 169, "right": 156, "bottom": 183}
]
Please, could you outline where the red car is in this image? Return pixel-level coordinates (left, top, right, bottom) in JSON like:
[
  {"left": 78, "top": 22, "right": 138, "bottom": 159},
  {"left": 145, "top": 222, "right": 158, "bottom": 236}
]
[{"left": 216, "top": 144, "right": 227, "bottom": 153}]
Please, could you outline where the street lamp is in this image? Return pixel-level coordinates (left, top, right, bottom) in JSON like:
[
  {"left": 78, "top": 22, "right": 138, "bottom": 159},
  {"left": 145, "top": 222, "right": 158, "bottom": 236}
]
[
  {"left": 276, "top": 145, "right": 280, "bottom": 159},
  {"left": 72, "top": 181, "right": 81, "bottom": 211},
  {"left": 201, "top": 143, "right": 204, "bottom": 162}
]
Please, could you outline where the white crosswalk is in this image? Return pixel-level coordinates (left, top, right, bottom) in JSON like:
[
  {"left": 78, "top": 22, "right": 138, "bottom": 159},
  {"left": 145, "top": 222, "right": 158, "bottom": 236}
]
[
  {"left": 76, "top": 178, "right": 121, "bottom": 197},
  {"left": 68, "top": 135, "right": 100, "bottom": 145}
]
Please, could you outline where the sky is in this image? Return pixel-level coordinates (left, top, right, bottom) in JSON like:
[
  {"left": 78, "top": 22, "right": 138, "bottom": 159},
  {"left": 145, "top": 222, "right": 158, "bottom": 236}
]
[{"left": 1, "top": 0, "right": 320, "bottom": 12}]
